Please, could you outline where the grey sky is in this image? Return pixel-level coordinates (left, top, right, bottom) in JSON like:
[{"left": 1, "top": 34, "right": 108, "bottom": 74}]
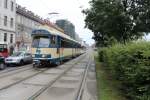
[{"left": 16, "top": 0, "right": 94, "bottom": 45}]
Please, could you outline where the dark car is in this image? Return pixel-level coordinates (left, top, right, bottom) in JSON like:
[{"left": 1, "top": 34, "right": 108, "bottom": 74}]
[{"left": 0, "top": 56, "right": 6, "bottom": 70}]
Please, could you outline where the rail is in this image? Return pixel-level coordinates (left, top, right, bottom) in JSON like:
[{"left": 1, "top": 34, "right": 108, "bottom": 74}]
[
  {"left": 75, "top": 56, "right": 91, "bottom": 100},
  {"left": 27, "top": 54, "right": 86, "bottom": 100}
]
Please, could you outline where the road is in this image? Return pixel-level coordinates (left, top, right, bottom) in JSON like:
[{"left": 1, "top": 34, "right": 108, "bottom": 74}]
[{"left": 0, "top": 50, "right": 97, "bottom": 100}]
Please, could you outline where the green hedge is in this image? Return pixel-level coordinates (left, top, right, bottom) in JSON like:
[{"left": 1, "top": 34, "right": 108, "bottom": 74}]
[{"left": 98, "top": 42, "right": 150, "bottom": 100}]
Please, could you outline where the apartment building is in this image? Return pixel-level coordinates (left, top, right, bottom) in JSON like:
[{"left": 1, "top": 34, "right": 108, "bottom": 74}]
[
  {"left": 56, "top": 19, "right": 76, "bottom": 39},
  {"left": 15, "top": 5, "right": 44, "bottom": 52},
  {"left": 0, "top": 0, "right": 16, "bottom": 54}
]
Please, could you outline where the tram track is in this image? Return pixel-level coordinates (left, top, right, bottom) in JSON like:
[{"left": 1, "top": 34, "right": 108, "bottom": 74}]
[
  {"left": 0, "top": 50, "right": 95, "bottom": 100},
  {"left": 0, "top": 54, "right": 86, "bottom": 93},
  {"left": 27, "top": 54, "right": 89, "bottom": 100},
  {"left": 0, "top": 68, "right": 48, "bottom": 91},
  {"left": 0, "top": 64, "right": 32, "bottom": 74},
  {"left": 0, "top": 56, "right": 82, "bottom": 90},
  {"left": 27, "top": 54, "right": 87, "bottom": 100},
  {"left": 75, "top": 56, "right": 91, "bottom": 100},
  {"left": 0, "top": 53, "right": 90, "bottom": 100},
  {"left": 0, "top": 65, "right": 33, "bottom": 79}
]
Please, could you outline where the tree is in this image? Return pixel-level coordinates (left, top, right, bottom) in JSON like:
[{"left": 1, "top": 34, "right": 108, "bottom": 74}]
[{"left": 83, "top": 0, "right": 150, "bottom": 46}]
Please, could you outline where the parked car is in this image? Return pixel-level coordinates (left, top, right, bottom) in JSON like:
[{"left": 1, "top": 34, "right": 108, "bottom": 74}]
[
  {"left": 0, "top": 44, "right": 8, "bottom": 69},
  {"left": 5, "top": 52, "right": 32, "bottom": 66},
  {"left": 0, "top": 56, "right": 6, "bottom": 70}
]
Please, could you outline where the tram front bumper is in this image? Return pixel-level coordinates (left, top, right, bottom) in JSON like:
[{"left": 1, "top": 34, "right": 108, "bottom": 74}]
[
  {"left": 33, "top": 59, "right": 41, "bottom": 67},
  {"left": 33, "top": 59, "right": 40, "bottom": 64},
  {"left": 33, "top": 58, "right": 52, "bottom": 66}
]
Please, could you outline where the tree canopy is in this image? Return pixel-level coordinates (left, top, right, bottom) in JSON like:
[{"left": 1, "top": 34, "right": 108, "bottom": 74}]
[{"left": 83, "top": 0, "right": 150, "bottom": 46}]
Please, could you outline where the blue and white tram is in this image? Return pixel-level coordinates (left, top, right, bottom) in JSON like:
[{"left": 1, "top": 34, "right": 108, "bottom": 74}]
[{"left": 31, "top": 29, "right": 83, "bottom": 67}]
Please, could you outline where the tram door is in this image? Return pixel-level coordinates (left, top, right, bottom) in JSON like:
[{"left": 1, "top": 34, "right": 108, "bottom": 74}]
[
  {"left": 72, "top": 44, "right": 75, "bottom": 57},
  {"left": 59, "top": 38, "right": 64, "bottom": 62}
]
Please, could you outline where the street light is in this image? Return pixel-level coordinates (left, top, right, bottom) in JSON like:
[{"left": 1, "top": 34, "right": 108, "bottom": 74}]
[
  {"left": 48, "top": 12, "right": 59, "bottom": 15},
  {"left": 47, "top": 12, "right": 59, "bottom": 22}
]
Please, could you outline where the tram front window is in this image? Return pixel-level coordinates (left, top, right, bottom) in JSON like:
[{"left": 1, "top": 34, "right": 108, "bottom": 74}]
[{"left": 32, "top": 36, "right": 50, "bottom": 48}]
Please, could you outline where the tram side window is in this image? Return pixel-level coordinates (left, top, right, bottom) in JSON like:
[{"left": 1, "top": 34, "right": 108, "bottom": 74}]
[
  {"left": 50, "top": 35, "right": 57, "bottom": 47},
  {"left": 61, "top": 40, "right": 65, "bottom": 48},
  {"left": 61, "top": 39, "right": 72, "bottom": 48}
]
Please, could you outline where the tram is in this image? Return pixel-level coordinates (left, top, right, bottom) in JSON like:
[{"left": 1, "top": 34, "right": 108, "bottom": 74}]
[{"left": 31, "top": 26, "right": 84, "bottom": 67}]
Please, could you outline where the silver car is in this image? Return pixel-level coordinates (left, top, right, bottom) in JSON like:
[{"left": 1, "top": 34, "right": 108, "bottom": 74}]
[{"left": 5, "top": 52, "right": 32, "bottom": 66}]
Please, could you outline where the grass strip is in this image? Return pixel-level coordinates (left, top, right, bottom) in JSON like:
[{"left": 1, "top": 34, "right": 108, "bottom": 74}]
[{"left": 95, "top": 57, "right": 127, "bottom": 100}]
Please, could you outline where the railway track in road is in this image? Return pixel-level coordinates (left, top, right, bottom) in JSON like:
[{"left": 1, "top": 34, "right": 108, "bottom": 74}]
[
  {"left": 0, "top": 67, "right": 48, "bottom": 91},
  {"left": 27, "top": 54, "right": 91, "bottom": 100},
  {"left": 75, "top": 56, "right": 91, "bottom": 100},
  {"left": 0, "top": 64, "right": 32, "bottom": 78},
  {"left": 0, "top": 55, "right": 84, "bottom": 90},
  {"left": 0, "top": 54, "right": 87, "bottom": 100},
  {"left": 27, "top": 54, "right": 87, "bottom": 100}
]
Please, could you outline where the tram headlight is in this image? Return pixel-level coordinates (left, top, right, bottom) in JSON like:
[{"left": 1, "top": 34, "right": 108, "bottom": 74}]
[
  {"left": 32, "top": 55, "right": 35, "bottom": 57},
  {"left": 42, "top": 54, "right": 51, "bottom": 58},
  {"left": 42, "top": 55, "right": 46, "bottom": 58}
]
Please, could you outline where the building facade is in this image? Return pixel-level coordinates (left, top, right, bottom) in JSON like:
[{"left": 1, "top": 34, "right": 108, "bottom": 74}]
[
  {"left": 0, "top": 2, "right": 83, "bottom": 54},
  {"left": 75, "top": 33, "right": 82, "bottom": 43},
  {"left": 0, "top": 0, "right": 16, "bottom": 54},
  {"left": 15, "top": 5, "right": 44, "bottom": 52},
  {"left": 56, "top": 19, "right": 76, "bottom": 39}
]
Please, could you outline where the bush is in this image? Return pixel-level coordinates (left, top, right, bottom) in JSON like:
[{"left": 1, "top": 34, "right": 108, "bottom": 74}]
[{"left": 98, "top": 41, "right": 150, "bottom": 100}]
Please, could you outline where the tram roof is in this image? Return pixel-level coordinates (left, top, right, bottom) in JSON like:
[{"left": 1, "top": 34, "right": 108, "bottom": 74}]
[{"left": 32, "top": 28, "right": 81, "bottom": 45}]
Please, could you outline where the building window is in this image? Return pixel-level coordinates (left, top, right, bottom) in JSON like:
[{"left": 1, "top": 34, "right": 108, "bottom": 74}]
[
  {"left": 10, "top": 18, "right": 14, "bottom": 27},
  {"left": 11, "top": 1, "right": 14, "bottom": 11},
  {"left": 0, "top": 0, "right": 2, "bottom": 7},
  {"left": 0, "top": 15, "right": 1, "bottom": 25},
  {"left": 10, "top": 34, "right": 13, "bottom": 43},
  {"left": 4, "top": 33, "right": 7, "bottom": 42},
  {"left": 4, "top": 16, "right": 7, "bottom": 26},
  {"left": 4, "top": 0, "right": 8, "bottom": 8}
]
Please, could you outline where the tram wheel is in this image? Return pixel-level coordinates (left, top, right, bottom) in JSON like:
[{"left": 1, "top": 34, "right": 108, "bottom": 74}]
[
  {"left": 55, "top": 61, "right": 61, "bottom": 65},
  {"left": 33, "top": 64, "right": 40, "bottom": 68}
]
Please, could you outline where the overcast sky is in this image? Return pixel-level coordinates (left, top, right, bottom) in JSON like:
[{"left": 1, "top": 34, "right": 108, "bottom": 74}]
[{"left": 16, "top": 0, "right": 94, "bottom": 45}]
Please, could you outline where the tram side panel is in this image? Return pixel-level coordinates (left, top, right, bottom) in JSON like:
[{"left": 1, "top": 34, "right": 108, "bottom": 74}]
[
  {"left": 32, "top": 47, "right": 82, "bottom": 64},
  {"left": 58, "top": 48, "right": 81, "bottom": 59},
  {"left": 76, "top": 48, "right": 80, "bottom": 56},
  {"left": 55, "top": 36, "right": 83, "bottom": 62},
  {"left": 72, "top": 48, "right": 76, "bottom": 57},
  {"left": 60, "top": 48, "right": 73, "bottom": 59}
]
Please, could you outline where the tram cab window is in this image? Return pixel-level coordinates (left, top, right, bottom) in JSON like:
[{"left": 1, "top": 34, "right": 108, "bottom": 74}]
[
  {"left": 32, "top": 36, "right": 50, "bottom": 48},
  {"left": 50, "top": 35, "right": 57, "bottom": 47}
]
